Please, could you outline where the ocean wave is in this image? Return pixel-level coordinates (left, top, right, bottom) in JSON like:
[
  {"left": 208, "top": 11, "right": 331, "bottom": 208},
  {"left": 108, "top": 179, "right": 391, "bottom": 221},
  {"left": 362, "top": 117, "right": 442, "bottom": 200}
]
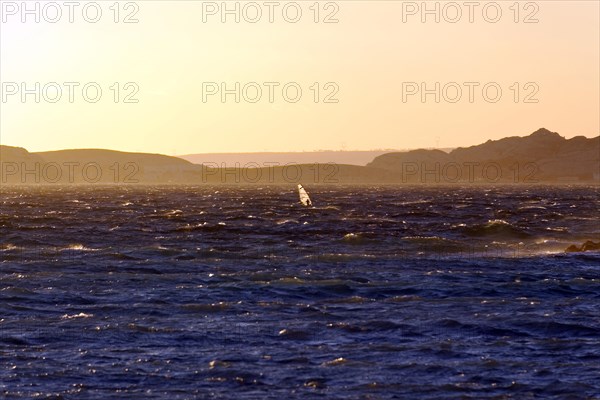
[
  {"left": 60, "top": 244, "right": 99, "bottom": 252},
  {"left": 0, "top": 244, "right": 23, "bottom": 251},
  {"left": 61, "top": 312, "right": 93, "bottom": 320},
  {"left": 342, "top": 233, "right": 365, "bottom": 244},
  {"left": 304, "top": 253, "right": 377, "bottom": 262},
  {"left": 459, "top": 219, "right": 531, "bottom": 239},
  {"left": 276, "top": 219, "right": 299, "bottom": 225},
  {"left": 175, "top": 222, "right": 226, "bottom": 232}
]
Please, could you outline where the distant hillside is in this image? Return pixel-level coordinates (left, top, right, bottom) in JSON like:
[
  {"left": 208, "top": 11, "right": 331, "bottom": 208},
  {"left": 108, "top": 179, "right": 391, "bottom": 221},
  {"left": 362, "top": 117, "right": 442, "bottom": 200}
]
[
  {"left": 0, "top": 146, "right": 201, "bottom": 184},
  {"left": 37, "top": 149, "right": 193, "bottom": 167},
  {"left": 0, "top": 145, "right": 398, "bottom": 185},
  {"left": 0, "top": 145, "right": 44, "bottom": 164},
  {"left": 368, "top": 129, "right": 600, "bottom": 183},
  {"left": 1, "top": 128, "right": 598, "bottom": 184},
  {"left": 199, "top": 163, "right": 400, "bottom": 184},
  {"left": 179, "top": 150, "right": 415, "bottom": 167}
]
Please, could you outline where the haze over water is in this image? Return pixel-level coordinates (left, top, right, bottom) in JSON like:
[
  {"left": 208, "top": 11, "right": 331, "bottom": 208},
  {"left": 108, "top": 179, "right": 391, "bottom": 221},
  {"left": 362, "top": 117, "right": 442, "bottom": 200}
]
[{"left": 1, "top": 185, "right": 599, "bottom": 398}]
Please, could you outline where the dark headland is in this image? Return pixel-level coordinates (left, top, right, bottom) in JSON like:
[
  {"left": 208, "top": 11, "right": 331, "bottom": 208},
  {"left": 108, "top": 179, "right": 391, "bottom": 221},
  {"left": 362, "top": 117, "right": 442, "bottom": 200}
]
[{"left": 1, "top": 128, "right": 598, "bottom": 184}]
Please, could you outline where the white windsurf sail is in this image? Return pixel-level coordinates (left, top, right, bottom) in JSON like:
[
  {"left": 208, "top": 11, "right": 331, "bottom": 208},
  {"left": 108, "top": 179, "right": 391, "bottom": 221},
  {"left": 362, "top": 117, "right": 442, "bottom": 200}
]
[{"left": 298, "top": 184, "right": 312, "bottom": 207}]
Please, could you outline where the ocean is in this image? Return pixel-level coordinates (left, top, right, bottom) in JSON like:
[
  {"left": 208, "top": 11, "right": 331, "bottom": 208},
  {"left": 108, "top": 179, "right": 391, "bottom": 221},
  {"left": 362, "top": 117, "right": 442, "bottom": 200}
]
[{"left": 1, "top": 185, "right": 599, "bottom": 399}]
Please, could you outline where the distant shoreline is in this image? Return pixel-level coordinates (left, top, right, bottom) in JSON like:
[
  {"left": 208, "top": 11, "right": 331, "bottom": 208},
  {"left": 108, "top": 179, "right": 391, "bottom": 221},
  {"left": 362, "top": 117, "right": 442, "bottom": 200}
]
[{"left": 2, "top": 128, "right": 598, "bottom": 185}]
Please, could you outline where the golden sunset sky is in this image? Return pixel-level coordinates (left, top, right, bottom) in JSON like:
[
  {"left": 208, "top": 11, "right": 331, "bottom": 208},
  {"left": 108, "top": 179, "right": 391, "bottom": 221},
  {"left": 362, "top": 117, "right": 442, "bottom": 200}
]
[{"left": 1, "top": 1, "right": 598, "bottom": 154}]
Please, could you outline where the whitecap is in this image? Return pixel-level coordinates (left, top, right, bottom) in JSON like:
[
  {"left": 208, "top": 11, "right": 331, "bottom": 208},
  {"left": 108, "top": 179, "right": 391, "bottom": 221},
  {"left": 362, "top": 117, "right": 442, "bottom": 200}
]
[
  {"left": 276, "top": 219, "right": 299, "bottom": 225},
  {"left": 62, "top": 244, "right": 98, "bottom": 252},
  {"left": 61, "top": 313, "right": 93, "bottom": 319}
]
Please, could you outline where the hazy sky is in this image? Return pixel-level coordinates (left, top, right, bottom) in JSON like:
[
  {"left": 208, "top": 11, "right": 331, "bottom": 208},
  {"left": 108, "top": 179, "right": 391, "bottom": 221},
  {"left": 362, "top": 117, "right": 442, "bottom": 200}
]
[{"left": 1, "top": 1, "right": 598, "bottom": 154}]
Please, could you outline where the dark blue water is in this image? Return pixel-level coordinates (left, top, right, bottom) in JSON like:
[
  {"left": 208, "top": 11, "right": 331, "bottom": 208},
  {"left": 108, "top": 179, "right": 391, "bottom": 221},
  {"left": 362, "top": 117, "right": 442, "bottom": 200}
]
[{"left": 1, "top": 185, "right": 599, "bottom": 399}]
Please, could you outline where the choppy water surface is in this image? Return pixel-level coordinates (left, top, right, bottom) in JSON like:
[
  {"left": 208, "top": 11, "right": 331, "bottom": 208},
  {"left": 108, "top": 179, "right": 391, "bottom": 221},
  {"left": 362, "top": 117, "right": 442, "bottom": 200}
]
[{"left": 1, "top": 185, "right": 599, "bottom": 399}]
